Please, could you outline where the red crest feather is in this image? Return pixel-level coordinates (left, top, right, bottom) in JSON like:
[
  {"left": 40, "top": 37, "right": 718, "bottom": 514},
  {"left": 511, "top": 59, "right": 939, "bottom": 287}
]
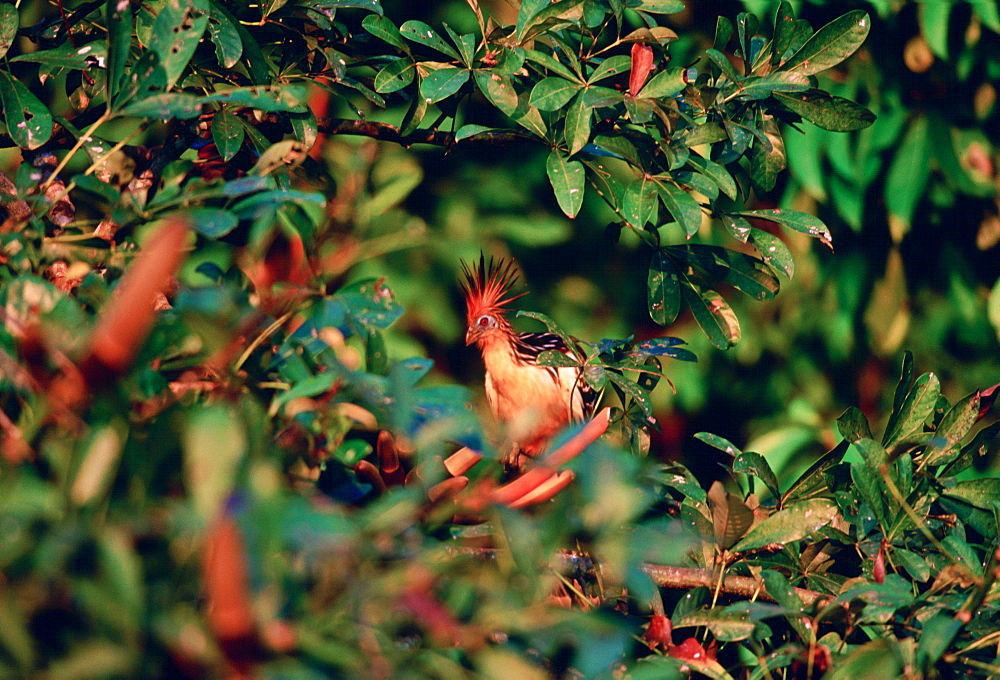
[{"left": 460, "top": 253, "right": 527, "bottom": 324}]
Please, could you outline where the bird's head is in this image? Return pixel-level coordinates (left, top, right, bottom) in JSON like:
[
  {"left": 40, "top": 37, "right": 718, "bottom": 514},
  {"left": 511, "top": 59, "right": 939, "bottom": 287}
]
[{"left": 460, "top": 254, "right": 526, "bottom": 347}]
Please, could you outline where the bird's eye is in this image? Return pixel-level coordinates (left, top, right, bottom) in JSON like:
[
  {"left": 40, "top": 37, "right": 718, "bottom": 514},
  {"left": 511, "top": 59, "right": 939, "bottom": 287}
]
[{"left": 477, "top": 315, "right": 493, "bottom": 327}]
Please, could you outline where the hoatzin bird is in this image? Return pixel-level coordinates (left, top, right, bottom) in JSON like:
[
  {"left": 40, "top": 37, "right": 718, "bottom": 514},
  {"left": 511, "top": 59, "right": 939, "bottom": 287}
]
[{"left": 461, "top": 254, "right": 598, "bottom": 467}]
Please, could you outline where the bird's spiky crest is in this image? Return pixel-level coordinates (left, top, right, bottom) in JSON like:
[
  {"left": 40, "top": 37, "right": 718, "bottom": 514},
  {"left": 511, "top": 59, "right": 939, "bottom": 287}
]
[{"left": 460, "top": 253, "right": 527, "bottom": 324}]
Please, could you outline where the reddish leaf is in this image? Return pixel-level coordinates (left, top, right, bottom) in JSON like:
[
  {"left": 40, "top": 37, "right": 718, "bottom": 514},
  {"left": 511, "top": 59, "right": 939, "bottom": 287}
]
[
  {"left": 669, "top": 636, "right": 710, "bottom": 661},
  {"left": 873, "top": 539, "right": 886, "bottom": 584},
  {"left": 643, "top": 614, "right": 674, "bottom": 649},
  {"left": 629, "top": 43, "right": 654, "bottom": 96},
  {"left": 203, "top": 516, "right": 260, "bottom": 675},
  {"left": 978, "top": 384, "right": 1000, "bottom": 420}
]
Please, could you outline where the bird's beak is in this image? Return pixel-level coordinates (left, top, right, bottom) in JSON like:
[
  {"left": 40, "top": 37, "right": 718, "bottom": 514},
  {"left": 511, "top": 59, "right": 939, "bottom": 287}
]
[{"left": 465, "top": 327, "right": 477, "bottom": 346}]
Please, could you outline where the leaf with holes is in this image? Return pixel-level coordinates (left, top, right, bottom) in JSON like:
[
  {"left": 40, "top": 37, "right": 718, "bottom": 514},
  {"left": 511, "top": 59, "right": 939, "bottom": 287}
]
[
  {"left": 148, "top": 0, "right": 210, "bottom": 91},
  {"left": 0, "top": 71, "right": 53, "bottom": 150},
  {"left": 733, "top": 498, "right": 839, "bottom": 552}
]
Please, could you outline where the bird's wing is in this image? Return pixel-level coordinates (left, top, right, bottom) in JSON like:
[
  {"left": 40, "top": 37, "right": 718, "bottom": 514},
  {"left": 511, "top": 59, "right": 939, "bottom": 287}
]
[{"left": 515, "top": 332, "right": 599, "bottom": 419}]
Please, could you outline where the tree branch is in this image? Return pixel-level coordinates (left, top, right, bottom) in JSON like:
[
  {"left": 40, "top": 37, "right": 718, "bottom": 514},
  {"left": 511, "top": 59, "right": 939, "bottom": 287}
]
[{"left": 641, "top": 563, "right": 828, "bottom": 607}]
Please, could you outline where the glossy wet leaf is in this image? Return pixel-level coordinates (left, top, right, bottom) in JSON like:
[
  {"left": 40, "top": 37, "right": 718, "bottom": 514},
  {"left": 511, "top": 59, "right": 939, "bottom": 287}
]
[
  {"left": 782, "top": 10, "right": 871, "bottom": 76},
  {"left": 546, "top": 149, "right": 586, "bottom": 218},
  {"left": 732, "top": 498, "right": 839, "bottom": 552},
  {"left": 647, "top": 249, "right": 680, "bottom": 325},
  {"left": 0, "top": 71, "right": 53, "bottom": 149},
  {"left": 734, "top": 71, "right": 810, "bottom": 100}
]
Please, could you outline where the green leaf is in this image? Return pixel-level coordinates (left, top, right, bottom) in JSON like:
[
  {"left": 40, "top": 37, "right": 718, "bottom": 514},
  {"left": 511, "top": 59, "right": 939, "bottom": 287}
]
[
  {"left": 670, "top": 245, "right": 779, "bottom": 301},
  {"left": 515, "top": 0, "right": 586, "bottom": 42},
  {"left": 736, "top": 208, "right": 832, "bottom": 248},
  {"left": 523, "top": 48, "right": 578, "bottom": 81},
  {"left": 627, "top": 0, "right": 685, "bottom": 14},
  {"left": 680, "top": 273, "right": 740, "bottom": 349},
  {"left": 12, "top": 41, "right": 108, "bottom": 69},
  {"left": 893, "top": 548, "right": 930, "bottom": 582},
  {"left": 516, "top": 310, "right": 577, "bottom": 351},
  {"left": 942, "top": 478, "right": 1000, "bottom": 511},
  {"left": 675, "top": 606, "right": 755, "bottom": 642},
  {"left": 656, "top": 182, "right": 702, "bottom": 235},
  {"left": 183, "top": 404, "right": 247, "bottom": 520},
  {"left": 442, "top": 24, "right": 475, "bottom": 66},
  {"left": 148, "top": 0, "right": 210, "bottom": 91},
  {"left": 563, "top": 93, "right": 592, "bottom": 156},
  {"left": 588, "top": 54, "right": 632, "bottom": 84},
  {"left": 188, "top": 207, "right": 239, "bottom": 238},
  {"left": 647, "top": 249, "right": 680, "bottom": 325},
  {"left": 825, "top": 639, "right": 902, "bottom": 680},
  {"left": 749, "top": 115, "right": 786, "bottom": 193},
  {"left": 72, "top": 174, "right": 121, "bottom": 203},
  {"left": 836, "top": 407, "right": 874, "bottom": 443},
  {"left": 733, "top": 71, "right": 810, "bottom": 100},
  {"left": 917, "top": 615, "right": 963, "bottom": 670},
  {"left": 640, "top": 66, "right": 687, "bottom": 98},
  {"left": 733, "top": 452, "right": 780, "bottom": 499},
  {"left": 783, "top": 441, "right": 847, "bottom": 503},
  {"left": 747, "top": 229, "right": 794, "bottom": 279},
  {"left": 117, "top": 93, "right": 203, "bottom": 119},
  {"left": 473, "top": 70, "right": 518, "bottom": 115},
  {"left": 201, "top": 85, "right": 309, "bottom": 112},
  {"left": 0, "top": 71, "right": 54, "bottom": 150},
  {"left": 419, "top": 66, "right": 469, "bottom": 103},
  {"left": 623, "top": 176, "right": 658, "bottom": 227},
  {"left": 537, "top": 349, "right": 579, "bottom": 368},
  {"left": 781, "top": 10, "right": 871, "bottom": 76},
  {"left": 732, "top": 499, "right": 840, "bottom": 552},
  {"left": 922, "top": 390, "right": 981, "bottom": 467},
  {"left": 454, "top": 124, "right": 493, "bottom": 142},
  {"left": 529, "top": 77, "right": 580, "bottom": 111},
  {"left": 106, "top": 0, "right": 132, "bottom": 102},
  {"left": 546, "top": 150, "right": 585, "bottom": 218},
  {"left": 884, "top": 116, "right": 930, "bottom": 235},
  {"left": 362, "top": 14, "right": 409, "bottom": 52},
  {"left": 0, "top": 3, "right": 17, "bottom": 60},
  {"left": 883, "top": 372, "right": 940, "bottom": 449},
  {"left": 207, "top": 1, "right": 242, "bottom": 68},
  {"left": 774, "top": 89, "right": 876, "bottom": 132},
  {"left": 694, "top": 432, "right": 742, "bottom": 455},
  {"left": 400, "top": 20, "right": 460, "bottom": 60},
  {"left": 686, "top": 154, "right": 737, "bottom": 200},
  {"left": 211, "top": 110, "right": 244, "bottom": 161}
]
